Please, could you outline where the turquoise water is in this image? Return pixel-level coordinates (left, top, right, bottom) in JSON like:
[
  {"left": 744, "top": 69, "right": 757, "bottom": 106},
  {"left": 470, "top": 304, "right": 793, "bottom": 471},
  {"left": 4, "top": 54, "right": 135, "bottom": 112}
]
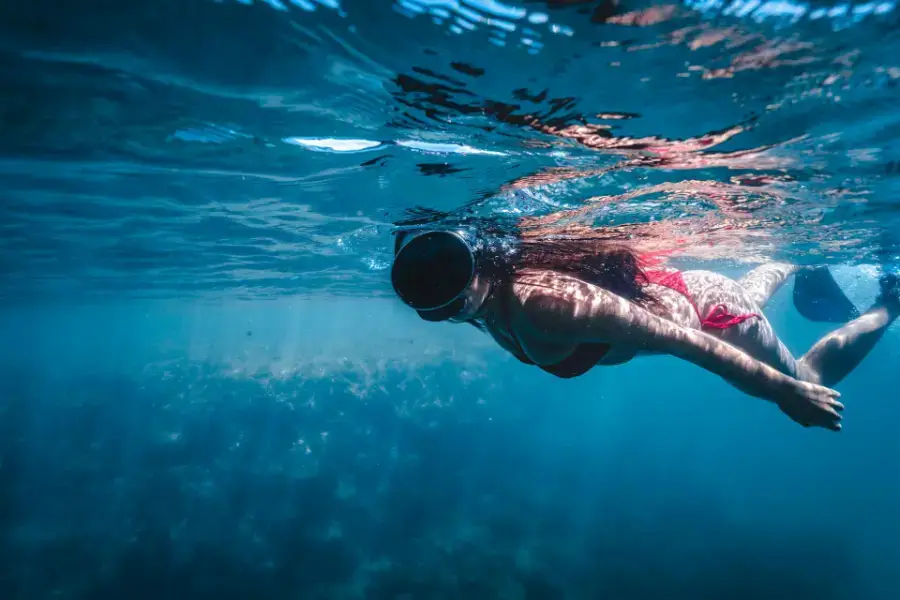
[{"left": 2, "top": 1, "right": 900, "bottom": 598}]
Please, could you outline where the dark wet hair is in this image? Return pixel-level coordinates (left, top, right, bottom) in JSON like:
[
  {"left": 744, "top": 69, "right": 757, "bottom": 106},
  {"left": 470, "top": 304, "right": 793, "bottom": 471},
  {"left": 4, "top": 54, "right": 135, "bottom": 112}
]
[
  {"left": 391, "top": 218, "right": 656, "bottom": 311},
  {"left": 505, "top": 237, "right": 656, "bottom": 306}
]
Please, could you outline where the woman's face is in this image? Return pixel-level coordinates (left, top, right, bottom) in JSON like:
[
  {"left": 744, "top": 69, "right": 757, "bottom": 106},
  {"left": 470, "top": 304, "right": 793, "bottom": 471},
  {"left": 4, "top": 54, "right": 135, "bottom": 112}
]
[{"left": 446, "top": 271, "right": 492, "bottom": 323}]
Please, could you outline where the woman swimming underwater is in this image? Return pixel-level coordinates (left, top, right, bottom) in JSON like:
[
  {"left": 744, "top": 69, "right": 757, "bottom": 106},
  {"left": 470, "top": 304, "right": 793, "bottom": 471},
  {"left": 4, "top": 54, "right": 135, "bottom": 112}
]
[{"left": 390, "top": 227, "right": 900, "bottom": 432}]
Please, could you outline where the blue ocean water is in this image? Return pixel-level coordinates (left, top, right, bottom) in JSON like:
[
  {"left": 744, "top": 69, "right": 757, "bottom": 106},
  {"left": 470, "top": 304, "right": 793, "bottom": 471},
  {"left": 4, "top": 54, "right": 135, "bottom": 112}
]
[{"left": 2, "top": 0, "right": 900, "bottom": 599}]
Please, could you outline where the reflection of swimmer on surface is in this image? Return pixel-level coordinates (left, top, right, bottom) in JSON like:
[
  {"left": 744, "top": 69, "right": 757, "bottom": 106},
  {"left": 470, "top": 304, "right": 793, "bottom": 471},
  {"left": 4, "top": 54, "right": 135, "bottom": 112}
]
[{"left": 389, "top": 225, "right": 899, "bottom": 432}]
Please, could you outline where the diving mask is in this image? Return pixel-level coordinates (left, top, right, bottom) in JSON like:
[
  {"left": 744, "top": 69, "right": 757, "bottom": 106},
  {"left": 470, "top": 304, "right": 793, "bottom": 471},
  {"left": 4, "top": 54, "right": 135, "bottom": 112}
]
[{"left": 391, "top": 229, "right": 491, "bottom": 322}]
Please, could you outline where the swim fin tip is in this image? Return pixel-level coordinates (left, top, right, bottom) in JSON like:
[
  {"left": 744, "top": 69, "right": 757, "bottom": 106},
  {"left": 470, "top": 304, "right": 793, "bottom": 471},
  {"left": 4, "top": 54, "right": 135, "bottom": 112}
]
[{"left": 793, "top": 266, "right": 860, "bottom": 323}]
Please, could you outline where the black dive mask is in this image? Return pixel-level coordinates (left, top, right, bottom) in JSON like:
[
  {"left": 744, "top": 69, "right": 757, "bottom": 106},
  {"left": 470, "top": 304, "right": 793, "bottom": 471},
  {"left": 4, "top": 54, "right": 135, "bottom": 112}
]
[{"left": 391, "top": 229, "right": 487, "bottom": 322}]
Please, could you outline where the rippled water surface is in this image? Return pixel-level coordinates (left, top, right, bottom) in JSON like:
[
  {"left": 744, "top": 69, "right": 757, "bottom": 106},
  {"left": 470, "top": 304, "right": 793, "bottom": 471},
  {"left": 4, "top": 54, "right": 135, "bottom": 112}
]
[{"left": 2, "top": 0, "right": 900, "bottom": 302}]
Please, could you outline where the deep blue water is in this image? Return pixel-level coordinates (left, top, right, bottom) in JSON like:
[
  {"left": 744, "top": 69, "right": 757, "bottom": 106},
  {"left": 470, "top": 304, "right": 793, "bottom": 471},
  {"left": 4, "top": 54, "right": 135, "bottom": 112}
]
[{"left": 2, "top": 1, "right": 900, "bottom": 599}]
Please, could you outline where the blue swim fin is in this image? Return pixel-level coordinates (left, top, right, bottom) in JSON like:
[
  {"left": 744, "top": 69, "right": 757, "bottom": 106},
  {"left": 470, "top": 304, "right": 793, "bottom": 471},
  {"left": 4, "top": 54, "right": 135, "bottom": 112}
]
[{"left": 793, "top": 266, "right": 860, "bottom": 323}]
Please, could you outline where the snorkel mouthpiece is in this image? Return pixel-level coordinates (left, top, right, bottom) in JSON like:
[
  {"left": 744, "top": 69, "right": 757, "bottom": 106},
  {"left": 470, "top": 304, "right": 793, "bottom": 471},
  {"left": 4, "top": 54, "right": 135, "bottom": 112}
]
[{"left": 391, "top": 230, "right": 476, "bottom": 321}]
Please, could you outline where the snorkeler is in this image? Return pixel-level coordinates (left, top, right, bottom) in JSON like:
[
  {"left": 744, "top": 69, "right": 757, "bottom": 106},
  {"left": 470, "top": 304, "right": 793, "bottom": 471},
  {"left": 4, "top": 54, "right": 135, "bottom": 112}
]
[{"left": 390, "top": 228, "right": 900, "bottom": 432}]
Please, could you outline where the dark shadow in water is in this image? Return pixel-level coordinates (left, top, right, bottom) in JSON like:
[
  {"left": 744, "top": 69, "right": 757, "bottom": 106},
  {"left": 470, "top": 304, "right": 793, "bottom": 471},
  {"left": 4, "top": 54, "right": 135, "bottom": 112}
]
[
  {"left": 450, "top": 62, "right": 485, "bottom": 78},
  {"left": 417, "top": 163, "right": 469, "bottom": 177}
]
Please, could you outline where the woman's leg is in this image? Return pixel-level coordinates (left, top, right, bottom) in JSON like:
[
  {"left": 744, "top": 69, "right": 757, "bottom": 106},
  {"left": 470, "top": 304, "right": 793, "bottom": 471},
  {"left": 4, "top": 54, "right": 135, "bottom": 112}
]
[
  {"left": 797, "top": 275, "right": 900, "bottom": 386},
  {"left": 689, "top": 270, "right": 897, "bottom": 386},
  {"left": 742, "top": 262, "right": 860, "bottom": 322},
  {"left": 684, "top": 270, "right": 803, "bottom": 378},
  {"left": 737, "top": 263, "right": 797, "bottom": 308}
]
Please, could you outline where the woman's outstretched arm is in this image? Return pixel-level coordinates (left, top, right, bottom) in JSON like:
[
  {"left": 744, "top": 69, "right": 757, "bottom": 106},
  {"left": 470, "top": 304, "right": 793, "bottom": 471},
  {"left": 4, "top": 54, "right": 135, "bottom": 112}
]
[{"left": 510, "top": 273, "right": 843, "bottom": 431}]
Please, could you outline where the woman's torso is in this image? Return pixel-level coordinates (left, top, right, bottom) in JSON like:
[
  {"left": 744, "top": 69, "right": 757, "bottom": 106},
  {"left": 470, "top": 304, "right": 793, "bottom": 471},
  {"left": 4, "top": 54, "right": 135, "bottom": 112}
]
[{"left": 482, "top": 269, "right": 751, "bottom": 376}]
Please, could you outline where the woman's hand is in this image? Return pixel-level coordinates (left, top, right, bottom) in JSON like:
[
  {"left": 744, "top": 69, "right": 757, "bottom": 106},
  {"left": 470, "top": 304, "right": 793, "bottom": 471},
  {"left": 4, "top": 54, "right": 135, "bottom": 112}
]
[
  {"left": 771, "top": 378, "right": 843, "bottom": 431},
  {"left": 732, "top": 371, "right": 843, "bottom": 431}
]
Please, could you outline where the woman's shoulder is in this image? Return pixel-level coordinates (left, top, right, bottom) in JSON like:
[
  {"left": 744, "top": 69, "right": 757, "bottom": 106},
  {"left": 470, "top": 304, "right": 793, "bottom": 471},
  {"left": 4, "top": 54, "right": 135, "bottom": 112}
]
[
  {"left": 512, "top": 269, "right": 601, "bottom": 296},
  {"left": 512, "top": 268, "right": 589, "bottom": 287},
  {"left": 505, "top": 269, "right": 609, "bottom": 315}
]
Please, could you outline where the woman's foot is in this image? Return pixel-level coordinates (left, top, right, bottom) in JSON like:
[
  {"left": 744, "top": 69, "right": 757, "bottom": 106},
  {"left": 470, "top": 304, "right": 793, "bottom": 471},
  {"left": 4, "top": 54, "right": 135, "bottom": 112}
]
[{"left": 877, "top": 272, "right": 900, "bottom": 314}]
